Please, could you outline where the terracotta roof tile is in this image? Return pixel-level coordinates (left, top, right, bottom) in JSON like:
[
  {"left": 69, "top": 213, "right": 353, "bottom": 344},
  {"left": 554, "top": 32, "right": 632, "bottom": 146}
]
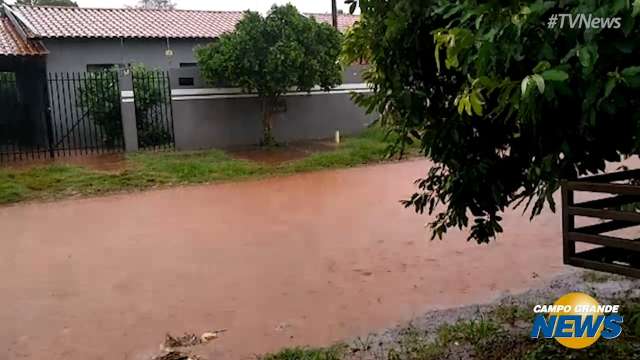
[
  {"left": 6, "top": 6, "right": 359, "bottom": 40},
  {"left": 0, "top": 17, "right": 47, "bottom": 56},
  {"left": 10, "top": 5, "right": 245, "bottom": 39},
  {"left": 306, "top": 13, "right": 359, "bottom": 32}
]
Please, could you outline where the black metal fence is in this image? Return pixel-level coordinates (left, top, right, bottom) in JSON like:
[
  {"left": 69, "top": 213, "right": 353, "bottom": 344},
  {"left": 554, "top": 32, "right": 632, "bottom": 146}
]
[
  {"left": 48, "top": 71, "right": 124, "bottom": 156},
  {"left": 0, "top": 71, "right": 125, "bottom": 163},
  {"left": 132, "top": 70, "right": 175, "bottom": 150}
]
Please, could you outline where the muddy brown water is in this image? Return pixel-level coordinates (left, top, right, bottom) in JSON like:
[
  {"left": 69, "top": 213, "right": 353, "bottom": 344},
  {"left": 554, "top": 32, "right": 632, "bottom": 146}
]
[{"left": 1, "top": 160, "right": 574, "bottom": 359}]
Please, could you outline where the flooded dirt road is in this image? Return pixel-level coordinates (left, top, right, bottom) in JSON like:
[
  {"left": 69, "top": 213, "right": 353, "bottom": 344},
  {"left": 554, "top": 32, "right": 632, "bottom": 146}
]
[{"left": 0, "top": 160, "right": 569, "bottom": 360}]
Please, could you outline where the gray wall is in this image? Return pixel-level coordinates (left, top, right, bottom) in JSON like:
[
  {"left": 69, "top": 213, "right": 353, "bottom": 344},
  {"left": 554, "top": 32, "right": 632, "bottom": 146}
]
[
  {"left": 168, "top": 65, "right": 375, "bottom": 150},
  {"left": 43, "top": 38, "right": 211, "bottom": 72}
]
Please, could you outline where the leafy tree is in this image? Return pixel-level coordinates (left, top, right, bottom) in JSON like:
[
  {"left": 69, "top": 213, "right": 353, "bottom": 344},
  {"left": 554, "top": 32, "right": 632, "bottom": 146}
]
[
  {"left": 343, "top": 0, "right": 640, "bottom": 243},
  {"left": 15, "top": 0, "right": 78, "bottom": 6},
  {"left": 129, "top": 0, "right": 176, "bottom": 10},
  {"left": 196, "top": 4, "right": 343, "bottom": 145}
]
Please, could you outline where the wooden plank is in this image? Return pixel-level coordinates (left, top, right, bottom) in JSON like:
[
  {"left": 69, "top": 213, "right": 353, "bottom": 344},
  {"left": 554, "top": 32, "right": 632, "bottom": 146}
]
[
  {"left": 573, "top": 169, "right": 640, "bottom": 183},
  {"left": 568, "top": 206, "right": 640, "bottom": 223},
  {"left": 568, "top": 232, "right": 640, "bottom": 252},
  {"left": 575, "top": 220, "right": 637, "bottom": 235},
  {"left": 561, "top": 184, "right": 575, "bottom": 264},
  {"left": 567, "top": 256, "right": 640, "bottom": 278},
  {"left": 566, "top": 181, "right": 640, "bottom": 195},
  {"left": 575, "top": 246, "right": 619, "bottom": 261},
  {"left": 575, "top": 195, "right": 640, "bottom": 209}
]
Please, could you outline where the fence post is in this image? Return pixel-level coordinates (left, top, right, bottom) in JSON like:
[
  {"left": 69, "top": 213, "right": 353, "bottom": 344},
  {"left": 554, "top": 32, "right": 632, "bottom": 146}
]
[
  {"left": 118, "top": 71, "right": 139, "bottom": 152},
  {"left": 43, "top": 73, "right": 55, "bottom": 159}
]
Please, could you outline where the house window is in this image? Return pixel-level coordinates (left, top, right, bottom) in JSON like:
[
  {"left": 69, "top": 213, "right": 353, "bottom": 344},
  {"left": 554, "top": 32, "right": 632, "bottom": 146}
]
[
  {"left": 178, "top": 77, "right": 195, "bottom": 86},
  {"left": 179, "top": 63, "right": 198, "bottom": 68}
]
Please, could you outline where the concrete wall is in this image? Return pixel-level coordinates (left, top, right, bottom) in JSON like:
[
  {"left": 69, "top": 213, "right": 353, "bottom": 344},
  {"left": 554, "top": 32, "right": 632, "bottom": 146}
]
[
  {"left": 42, "top": 37, "right": 210, "bottom": 149},
  {"left": 167, "top": 65, "right": 375, "bottom": 150},
  {"left": 43, "top": 38, "right": 211, "bottom": 72}
]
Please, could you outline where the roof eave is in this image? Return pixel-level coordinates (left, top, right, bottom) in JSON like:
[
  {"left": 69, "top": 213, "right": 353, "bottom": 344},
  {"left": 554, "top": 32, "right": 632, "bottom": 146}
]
[
  {"left": 39, "top": 35, "right": 220, "bottom": 40},
  {"left": 4, "top": 4, "right": 41, "bottom": 39}
]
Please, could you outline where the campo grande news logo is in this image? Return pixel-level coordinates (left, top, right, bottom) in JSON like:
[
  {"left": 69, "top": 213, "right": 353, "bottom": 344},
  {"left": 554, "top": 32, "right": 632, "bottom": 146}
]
[{"left": 530, "top": 292, "right": 623, "bottom": 349}]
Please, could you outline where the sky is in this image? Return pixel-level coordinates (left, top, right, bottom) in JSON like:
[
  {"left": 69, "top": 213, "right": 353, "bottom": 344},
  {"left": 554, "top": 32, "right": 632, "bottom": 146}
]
[{"left": 67, "top": 0, "right": 354, "bottom": 14}]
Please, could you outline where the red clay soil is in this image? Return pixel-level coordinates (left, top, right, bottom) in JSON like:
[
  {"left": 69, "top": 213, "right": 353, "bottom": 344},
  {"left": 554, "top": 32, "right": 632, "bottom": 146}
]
[{"left": 0, "top": 160, "right": 572, "bottom": 360}]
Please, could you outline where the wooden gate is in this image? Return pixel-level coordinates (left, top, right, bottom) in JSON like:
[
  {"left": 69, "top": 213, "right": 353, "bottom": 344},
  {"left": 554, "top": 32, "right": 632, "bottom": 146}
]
[{"left": 562, "top": 169, "right": 640, "bottom": 278}]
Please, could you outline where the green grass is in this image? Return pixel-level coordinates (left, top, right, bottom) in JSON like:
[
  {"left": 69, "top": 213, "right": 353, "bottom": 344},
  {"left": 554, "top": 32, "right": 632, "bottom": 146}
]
[
  {"left": 260, "top": 345, "right": 347, "bottom": 360},
  {"left": 385, "top": 325, "right": 445, "bottom": 360},
  {"left": 581, "top": 270, "right": 625, "bottom": 284},
  {"left": 490, "top": 303, "right": 535, "bottom": 325},
  {"left": 0, "top": 127, "right": 402, "bottom": 205}
]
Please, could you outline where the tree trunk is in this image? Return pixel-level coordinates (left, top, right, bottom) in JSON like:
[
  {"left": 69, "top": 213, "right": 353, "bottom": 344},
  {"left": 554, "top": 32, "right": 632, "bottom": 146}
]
[
  {"left": 261, "top": 97, "right": 276, "bottom": 146},
  {"left": 331, "top": 0, "right": 338, "bottom": 29}
]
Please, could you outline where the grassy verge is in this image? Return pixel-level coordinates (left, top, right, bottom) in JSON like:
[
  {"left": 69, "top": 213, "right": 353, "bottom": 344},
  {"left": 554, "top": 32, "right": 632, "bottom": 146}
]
[
  {"left": 260, "top": 297, "right": 640, "bottom": 360},
  {"left": 261, "top": 345, "right": 347, "bottom": 360},
  {"left": 0, "top": 127, "right": 401, "bottom": 205}
]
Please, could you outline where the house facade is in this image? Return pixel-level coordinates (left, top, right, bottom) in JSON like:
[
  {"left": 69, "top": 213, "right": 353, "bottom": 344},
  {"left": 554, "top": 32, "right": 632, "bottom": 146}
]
[
  {"left": 0, "top": 5, "right": 366, "bottom": 161},
  {"left": 1, "top": 5, "right": 359, "bottom": 73}
]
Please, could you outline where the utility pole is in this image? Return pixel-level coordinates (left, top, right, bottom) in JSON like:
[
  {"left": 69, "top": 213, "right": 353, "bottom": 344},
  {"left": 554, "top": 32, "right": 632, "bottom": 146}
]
[{"left": 331, "top": 0, "right": 338, "bottom": 29}]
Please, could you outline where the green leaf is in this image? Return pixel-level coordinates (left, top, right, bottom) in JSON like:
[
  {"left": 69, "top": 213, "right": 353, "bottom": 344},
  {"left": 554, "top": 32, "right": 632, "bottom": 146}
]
[
  {"left": 470, "top": 92, "right": 484, "bottom": 115},
  {"left": 520, "top": 76, "right": 530, "bottom": 96},
  {"left": 464, "top": 99, "right": 473, "bottom": 116},
  {"left": 622, "top": 66, "right": 640, "bottom": 87},
  {"left": 521, "top": 76, "right": 530, "bottom": 96},
  {"left": 621, "top": 66, "right": 640, "bottom": 77},
  {"left": 577, "top": 45, "right": 599, "bottom": 73},
  {"left": 604, "top": 78, "right": 617, "bottom": 98},
  {"left": 622, "top": 14, "right": 636, "bottom": 35},
  {"left": 532, "top": 74, "right": 545, "bottom": 94},
  {"left": 541, "top": 69, "right": 569, "bottom": 81},
  {"left": 611, "top": 0, "right": 628, "bottom": 13},
  {"left": 457, "top": 96, "right": 466, "bottom": 114},
  {"left": 533, "top": 61, "right": 551, "bottom": 73}
]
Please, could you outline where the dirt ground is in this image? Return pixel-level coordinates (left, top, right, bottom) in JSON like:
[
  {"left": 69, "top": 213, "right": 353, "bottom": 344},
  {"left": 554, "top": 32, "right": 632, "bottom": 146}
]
[
  {"left": 1, "top": 160, "right": 573, "bottom": 360},
  {"left": 2, "top": 140, "right": 338, "bottom": 170},
  {"left": 350, "top": 270, "right": 640, "bottom": 359},
  {"left": 2, "top": 152, "right": 128, "bottom": 172}
]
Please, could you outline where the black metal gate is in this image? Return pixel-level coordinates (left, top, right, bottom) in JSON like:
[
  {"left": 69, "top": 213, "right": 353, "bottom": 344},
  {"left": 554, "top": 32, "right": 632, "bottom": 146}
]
[
  {"left": 0, "top": 71, "right": 125, "bottom": 163},
  {"left": 48, "top": 71, "right": 125, "bottom": 157},
  {"left": 132, "top": 70, "right": 175, "bottom": 150},
  {"left": 0, "top": 71, "right": 52, "bottom": 162}
]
